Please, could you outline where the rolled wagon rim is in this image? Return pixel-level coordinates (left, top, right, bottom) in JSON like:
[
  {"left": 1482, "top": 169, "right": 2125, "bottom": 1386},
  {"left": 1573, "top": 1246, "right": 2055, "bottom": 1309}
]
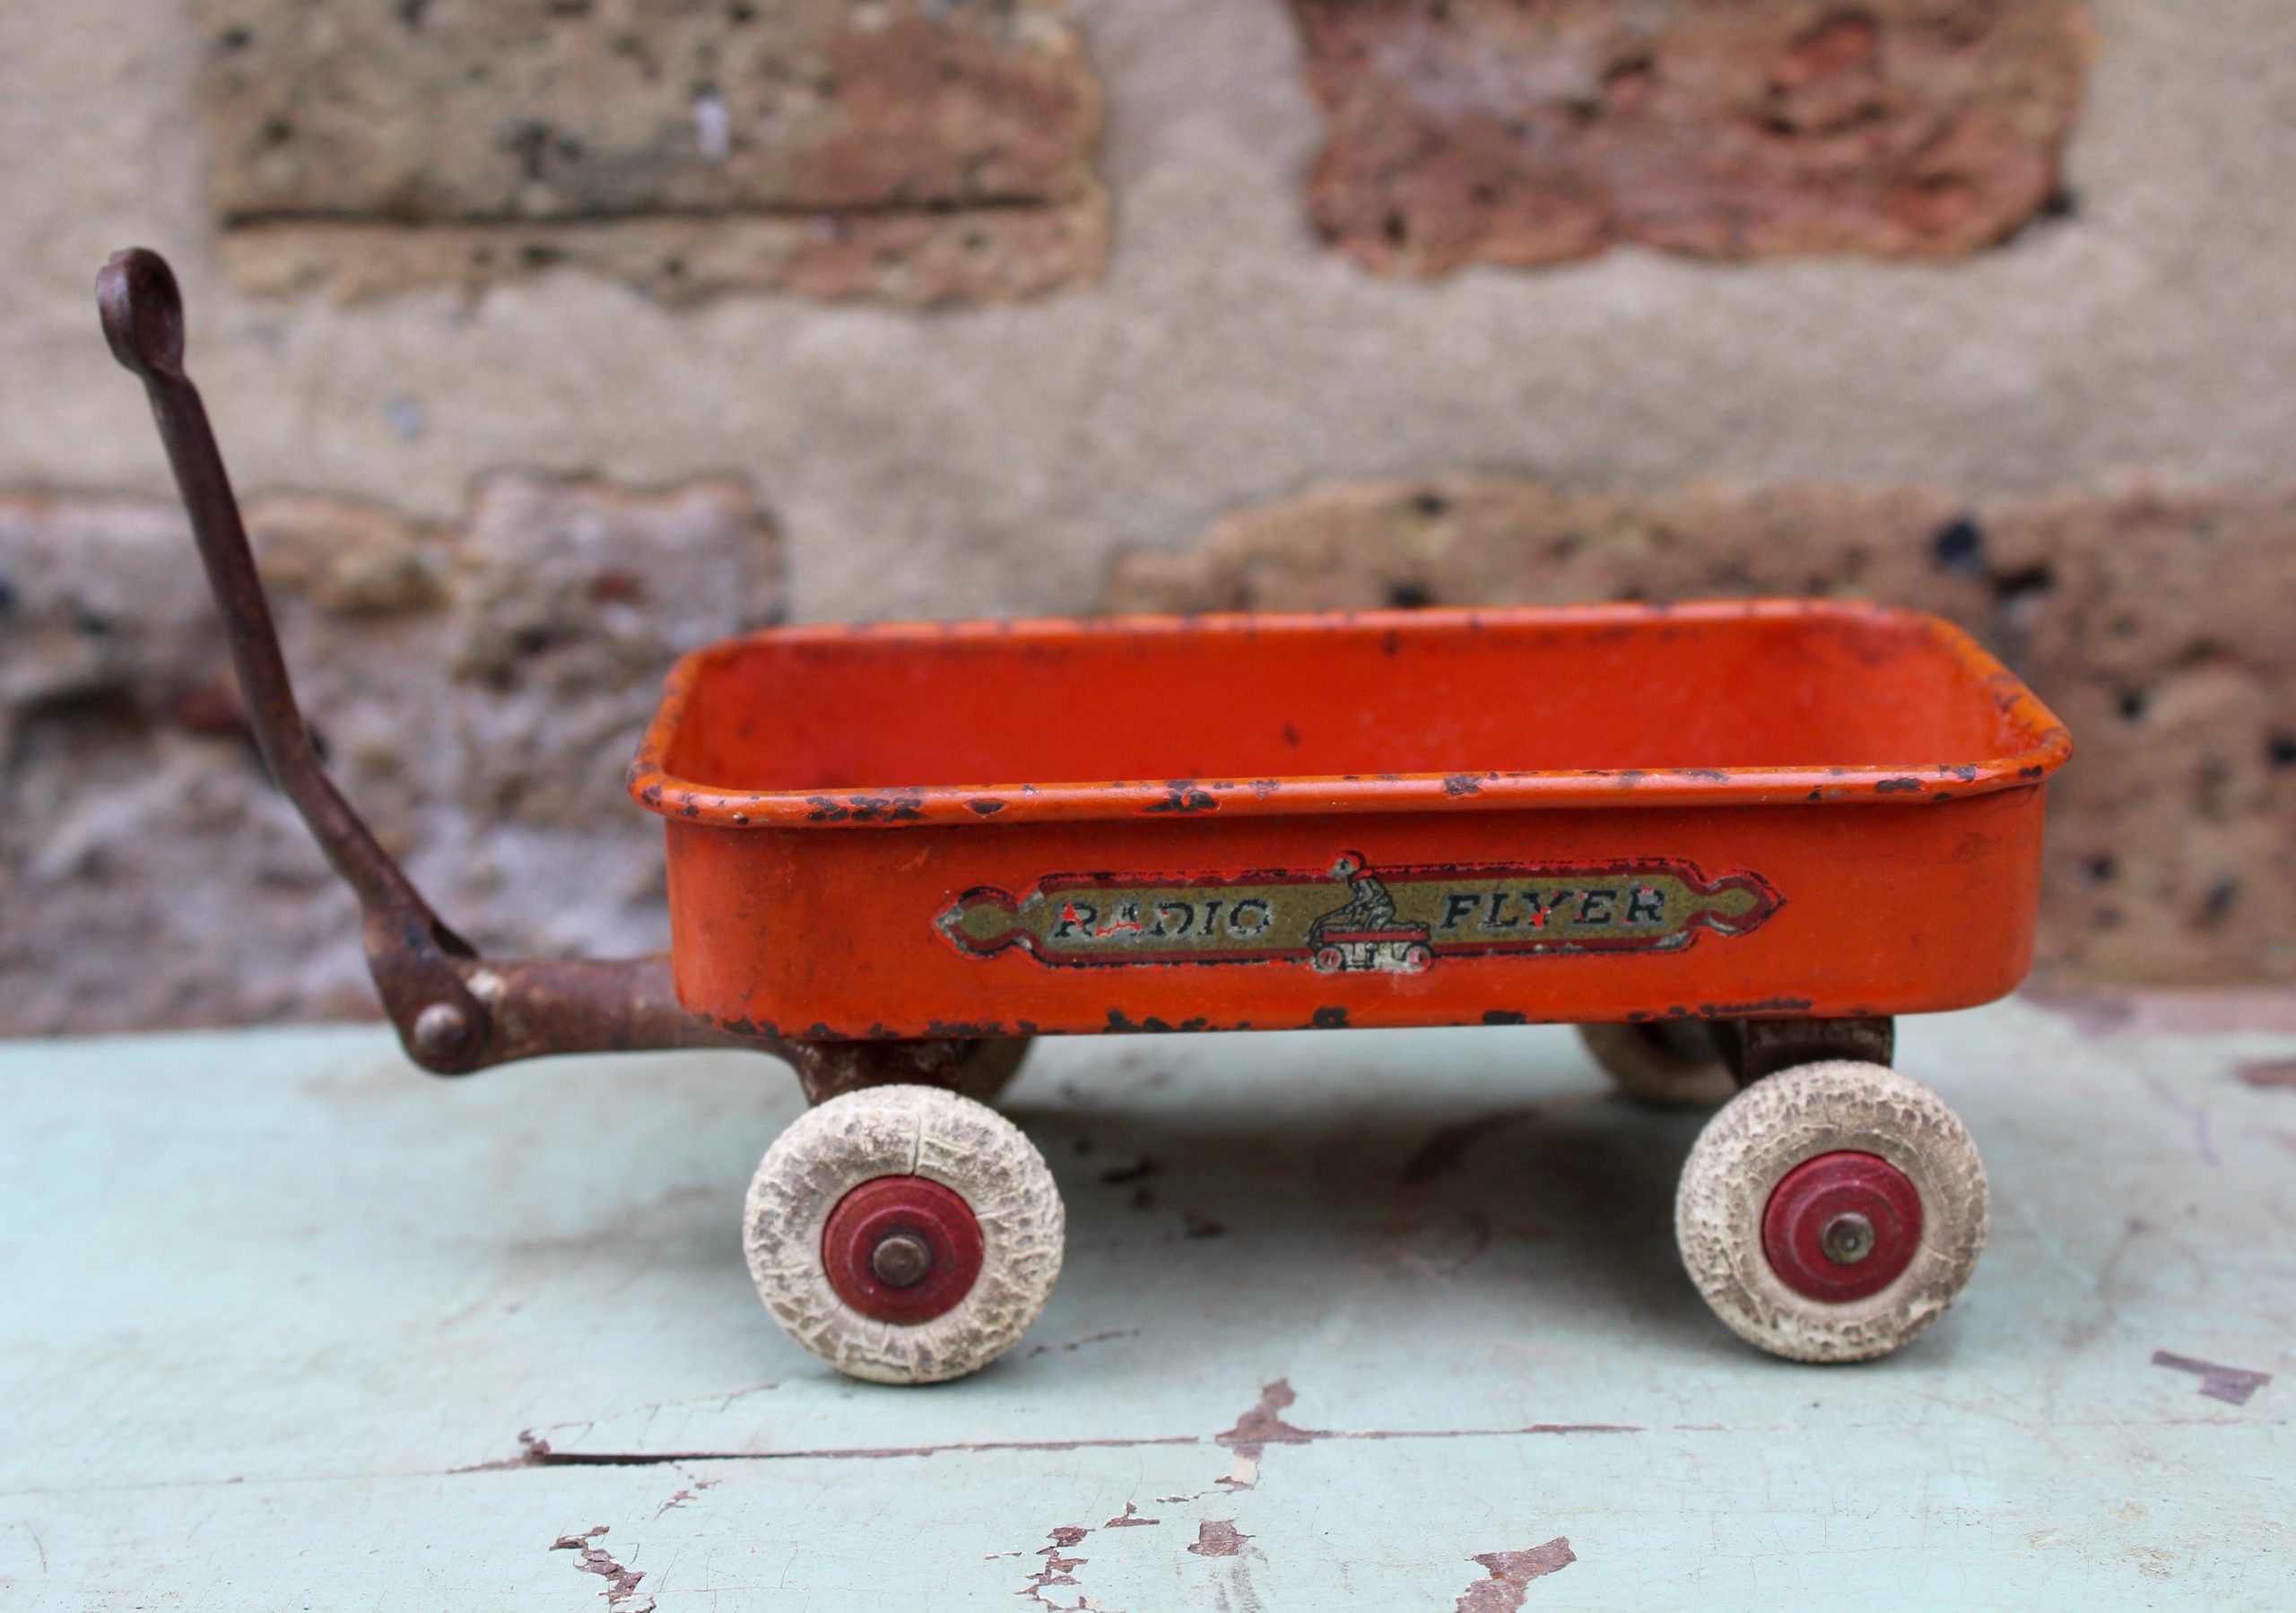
[{"left": 627, "top": 600, "right": 2073, "bottom": 830}]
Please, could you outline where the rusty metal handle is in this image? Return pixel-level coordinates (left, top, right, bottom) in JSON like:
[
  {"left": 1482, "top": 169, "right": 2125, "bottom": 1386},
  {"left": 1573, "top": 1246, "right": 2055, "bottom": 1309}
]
[{"left": 97, "top": 247, "right": 743, "bottom": 1074}]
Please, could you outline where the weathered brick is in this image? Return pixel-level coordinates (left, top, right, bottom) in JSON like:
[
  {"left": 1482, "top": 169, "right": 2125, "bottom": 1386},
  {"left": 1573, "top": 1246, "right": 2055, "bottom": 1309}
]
[
  {"left": 1109, "top": 477, "right": 2296, "bottom": 986},
  {"left": 201, "top": 0, "right": 1107, "bottom": 304},
  {"left": 1291, "top": 0, "right": 2092, "bottom": 273},
  {"left": 0, "top": 477, "right": 783, "bottom": 1035}
]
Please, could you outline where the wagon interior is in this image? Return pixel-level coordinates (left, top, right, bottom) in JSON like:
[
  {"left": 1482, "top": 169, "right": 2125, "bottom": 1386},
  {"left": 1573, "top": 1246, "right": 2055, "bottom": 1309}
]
[{"left": 656, "top": 605, "right": 2034, "bottom": 797}]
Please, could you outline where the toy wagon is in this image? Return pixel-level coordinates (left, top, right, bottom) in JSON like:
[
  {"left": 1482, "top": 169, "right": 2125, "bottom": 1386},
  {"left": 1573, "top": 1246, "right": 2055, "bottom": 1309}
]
[{"left": 100, "top": 248, "right": 2073, "bottom": 1383}]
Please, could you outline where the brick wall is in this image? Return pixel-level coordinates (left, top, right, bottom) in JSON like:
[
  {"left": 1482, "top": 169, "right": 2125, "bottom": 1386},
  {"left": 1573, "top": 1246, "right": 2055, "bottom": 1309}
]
[
  {"left": 202, "top": 0, "right": 1107, "bottom": 303},
  {"left": 3, "top": 0, "right": 2293, "bottom": 1031},
  {"left": 1292, "top": 0, "right": 2092, "bottom": 272}
]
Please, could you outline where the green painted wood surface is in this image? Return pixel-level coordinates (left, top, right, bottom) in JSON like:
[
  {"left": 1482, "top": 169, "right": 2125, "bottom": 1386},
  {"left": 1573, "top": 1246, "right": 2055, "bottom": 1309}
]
[{"left": 1, "top": 999, "right": 2289, "bottom": 1609}]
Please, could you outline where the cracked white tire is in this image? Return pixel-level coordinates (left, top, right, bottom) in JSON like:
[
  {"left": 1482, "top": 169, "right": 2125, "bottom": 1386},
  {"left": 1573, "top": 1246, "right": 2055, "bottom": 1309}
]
[
  {"left": 1580, "top": 1020, "right": 1737, "bottom": 1107},
  {"left": 1675, "top": 1060, "right": 1987, "bottom": 1364},
  {"left": 745, "top": 1084, "right": 1064, "bottom": 1384},
  {"left": 952, "top": 1036, "right": 1033, "bottom": 1106}
]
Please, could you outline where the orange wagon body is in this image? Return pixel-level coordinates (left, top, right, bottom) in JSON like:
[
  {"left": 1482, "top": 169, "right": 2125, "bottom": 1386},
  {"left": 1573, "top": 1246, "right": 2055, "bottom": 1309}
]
[{"left": 631, "top": 600, "right": 2071, "bottom": 1042}]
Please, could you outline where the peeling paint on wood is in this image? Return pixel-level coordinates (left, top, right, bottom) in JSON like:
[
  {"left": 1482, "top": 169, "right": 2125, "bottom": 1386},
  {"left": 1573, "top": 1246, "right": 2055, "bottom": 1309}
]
[
  {"left": 552, "top": 1527, "right": 654, "bottom": 1611},
  {"left": 1188, "top": 1519, "right": 1252, "bottom": 1557},
  {"left": 1456, "top": 1539, "right": 1577, "bottom": 1612},
  {"left": 2151, "top": 1349, "right": 2274, "bottom": 1407}
]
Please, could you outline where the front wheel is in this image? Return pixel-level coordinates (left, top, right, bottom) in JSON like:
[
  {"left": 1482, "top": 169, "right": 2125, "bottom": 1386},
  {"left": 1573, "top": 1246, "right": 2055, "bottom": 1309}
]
[
  {"left": 1675, "top": 1061, "right": 1987, "bottom": 1363},
  {"left": 744, "top": 1084, "right": 1065, "bottom": 1383}
]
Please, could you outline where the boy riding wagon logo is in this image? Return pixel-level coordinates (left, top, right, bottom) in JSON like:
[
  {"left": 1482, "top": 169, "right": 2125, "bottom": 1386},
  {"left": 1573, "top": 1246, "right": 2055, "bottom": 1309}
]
[{"left": 937, "top": 854, "right": 1779, "bottom": 974}]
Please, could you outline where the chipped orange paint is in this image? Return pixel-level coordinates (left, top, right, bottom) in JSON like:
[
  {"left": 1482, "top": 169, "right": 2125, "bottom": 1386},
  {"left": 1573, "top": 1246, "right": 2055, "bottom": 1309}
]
[{"left": 631, "top": 601, "right": 2070, "bottom": 1039}]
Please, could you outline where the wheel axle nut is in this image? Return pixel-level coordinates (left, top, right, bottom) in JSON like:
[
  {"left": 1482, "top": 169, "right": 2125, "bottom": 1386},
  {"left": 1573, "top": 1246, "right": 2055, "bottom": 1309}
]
[
  {"left": 870, "top": 1232, "right": 934, "bottom": 1288},
  {"left": 1821, "top": 1211, "right": 1875, "bottom": 1265}
]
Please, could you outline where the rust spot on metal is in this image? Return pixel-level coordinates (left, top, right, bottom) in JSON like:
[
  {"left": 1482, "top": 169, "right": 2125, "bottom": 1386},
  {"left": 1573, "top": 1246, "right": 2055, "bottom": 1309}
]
[
  {"left": 1311, "top": 1005, "right": 1350, "bottom": 1028},
  {"left": 1711, "top": 1014, "right": 1892, "bottom": 1082},
  {"left": 1144, "top": 785, "right": 1218, "bottom": 814},
  {"left": 966, "top": 799, "right": 1007, "bottom": 816},
  {"left": 1443, "top": 773, "right": 1483, "bottom": 797},
  {"left": 923, "top": 1019, "right": 1004, "bottom": 1038},
  {"left": 844, "top": 793, "right": 926, "bottom": 823},
  {"left": 1696, "top": 995, "right": 1817, "bottom": 1018},
  {"left": 804, "top": 795, "right": 851, "bottom": 823},
  {"left": 1875, "top": 776, "right": 1925, "bottom": 793},
  {"left": 1680, "top": 768, "right": 1730, "bottom": 783},
  {"left": 1482, "top": 1009, "right": 1527, "bottom": 1025},
  {"left": 1101, "top": 1503, "right": 1160, "bottom": 1529}
]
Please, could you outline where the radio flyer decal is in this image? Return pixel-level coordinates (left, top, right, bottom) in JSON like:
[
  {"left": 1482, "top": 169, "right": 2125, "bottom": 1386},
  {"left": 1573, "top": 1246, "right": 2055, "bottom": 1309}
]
[{"left": 937, "top": 854, "right": 1780, "bottom": 974}]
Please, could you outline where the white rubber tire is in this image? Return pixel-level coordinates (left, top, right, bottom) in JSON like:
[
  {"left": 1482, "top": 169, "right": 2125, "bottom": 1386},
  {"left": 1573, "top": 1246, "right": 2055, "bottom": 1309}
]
[
  {"left": 744, "top": 1084, "right": 1064, "bottom": 1384},
  {"left": 1580, "top": 1021, "right": 1736, "bottom": 1107},
  {"left": 952, "top": 1036, "right": 1033, "bottom": 1106},
  {"left": 1675, "top": 1061, "right": 1987, "bottom": 1363}
]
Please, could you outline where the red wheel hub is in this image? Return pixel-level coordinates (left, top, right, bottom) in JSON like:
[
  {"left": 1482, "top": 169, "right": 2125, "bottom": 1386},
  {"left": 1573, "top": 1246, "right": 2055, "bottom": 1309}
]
[
  {"left": 822, "top": 1175, "right": 985, "bottom": 1324},
  {"left": 1761, "top": 1150, "right": 1922, "bottom": 1303}
]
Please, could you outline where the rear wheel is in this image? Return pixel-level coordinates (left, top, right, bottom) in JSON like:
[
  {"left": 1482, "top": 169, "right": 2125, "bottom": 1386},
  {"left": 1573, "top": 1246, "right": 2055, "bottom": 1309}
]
[
  {"left": 1675, "top": 1060, "right": 1987, "bottom": 1363},
  {"left": 1580, "top": 1020, "right": 1735, "bottom": 1107},
  {"left": 744, "top": 1084, "right": 1064, "bottom": 1383}
]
